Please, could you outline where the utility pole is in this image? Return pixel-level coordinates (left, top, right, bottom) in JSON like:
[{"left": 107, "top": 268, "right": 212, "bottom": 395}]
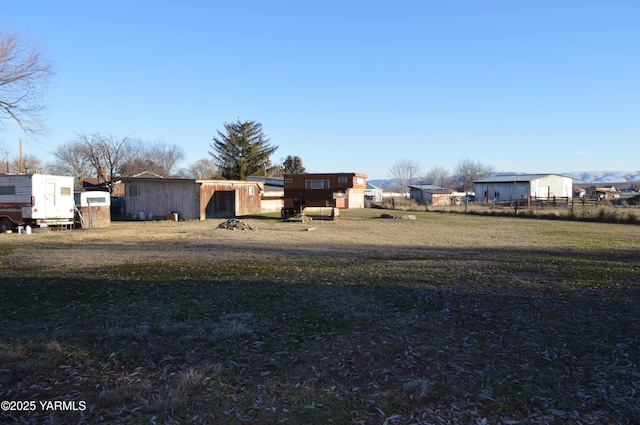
[
  {"left": 408, "top": 166, "right": 414, "bottom": 199},
  {"left": 19, "top": 138, "right": 23, "bottom": 174}
]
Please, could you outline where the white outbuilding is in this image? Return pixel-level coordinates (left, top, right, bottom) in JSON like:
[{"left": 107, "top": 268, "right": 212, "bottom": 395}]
[{"left": 474, "top": 174, "right": 573, "bottom": 203}]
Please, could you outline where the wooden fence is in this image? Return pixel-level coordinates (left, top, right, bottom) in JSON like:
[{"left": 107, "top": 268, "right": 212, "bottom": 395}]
[{"left": 491, "top": 197, "right": 617, "bottom": 210}]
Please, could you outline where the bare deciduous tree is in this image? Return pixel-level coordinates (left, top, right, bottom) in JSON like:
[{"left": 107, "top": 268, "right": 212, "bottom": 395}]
[
  {"left": 389, "top": 158, "right": 421, "bottom": 195},
  {"left": 67, "top": 132, "right": 134, "bottom": 192},
  {"left": 0, "top": 30, "right": 54, "bottom": 134},
  {"left": 147, "top": 140, "right": 185, "bottom": 176},
  {"left": 51, "top": 135, "right": 187, "bottom": 189},
  {"left": 117, "top": 139, "right": 185, "bottom": 177},
  {"left": 50, "top": 141, "right": 94, "bottom": 189},
  {"left": 453, "top": 158, "right": 494, "bottom": 193},
  {"left": 424, "top": 166, "right": 453, "bottom": 188},
  {"left": 9, "top": 153, "right": 43, "bottom": 175},
  {"left": 116, "top": 141, "right": 146, "bottom": 176},
  {"left": 184, "top": 158, "right": 221, "bottom": 179}
]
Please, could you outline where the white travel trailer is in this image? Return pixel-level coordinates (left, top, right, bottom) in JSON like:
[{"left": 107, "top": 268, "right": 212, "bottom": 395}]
[{"left": 0, "top": 173, "right": 76, "bottom": 232}]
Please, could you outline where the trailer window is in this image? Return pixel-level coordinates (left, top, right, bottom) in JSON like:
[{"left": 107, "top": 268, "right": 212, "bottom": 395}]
[
  {"left": 306, "top": 180, "right": 330, "bottom": 189},
  {"left": 86, "top": 197, "right": 107, "bottom": 203},
  {"left": 129, "top": 185, "right": 138, "bottom": 197},
  {"left": 60, "top": 187, "right": 71, "bottom": 196},
  {"left": 0, "top": 186, "right": 15, "bottom": 195}
]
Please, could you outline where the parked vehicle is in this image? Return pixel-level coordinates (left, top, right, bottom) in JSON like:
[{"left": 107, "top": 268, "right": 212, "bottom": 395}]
[{"left": 0, "top": 173, "right": 76, "bottom": 232}]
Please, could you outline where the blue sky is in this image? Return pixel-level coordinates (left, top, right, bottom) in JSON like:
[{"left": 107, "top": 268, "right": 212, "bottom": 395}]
[{"left": 1, "top": 0, "right": 638, "bottom": 179}]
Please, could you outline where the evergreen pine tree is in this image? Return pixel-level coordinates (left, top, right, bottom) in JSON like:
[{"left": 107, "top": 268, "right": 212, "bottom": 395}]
[
  {"left": 282, "top": 155, "right": 306, "bottom": 174},
  {"left": 209, "top": 119, "right": 278, "bottom": 179}
]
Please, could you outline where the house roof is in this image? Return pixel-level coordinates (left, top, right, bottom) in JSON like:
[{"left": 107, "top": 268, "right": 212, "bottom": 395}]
[
  {"left": 475, "top": 173, "right": 570, "bottom": 184},
  {"left": 132, "top": 171, "right": 164, "bottom": 178},
  {"left": 283, "top": 172, "right": 367, "bottom": 178},
  {"left": 592, "top": 185, "right": 619, "bottom": 193},
  {"left": 83, "top": 178, "right": 108, "bottom": 187},
  {"left": 120, "top": 177, "right": 262, "bottom": 187},
  {"left": 120, "top": 176, "right": 197, "bottom": 183},
  {"left": 409, "top": 184, "right": 446, "bottom": 190},
  {"left": 247, "top": 176, "right": 284, "bottom": 187},
  {"left": 409, "top": 184, "right": 452, "bottom": 194}
]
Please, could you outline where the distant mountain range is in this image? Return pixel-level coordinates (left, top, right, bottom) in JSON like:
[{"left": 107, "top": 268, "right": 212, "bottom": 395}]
[
  {"left": 369, "top": 171, "right": 640, "bottom": 189},
  {"left": 560, "top": 171, "right": 640, "bottom": 184}
]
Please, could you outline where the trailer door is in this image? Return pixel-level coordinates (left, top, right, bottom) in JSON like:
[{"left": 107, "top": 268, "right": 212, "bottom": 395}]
[{"left": 45, "top": 180, "right": 56, "bottom": 216}]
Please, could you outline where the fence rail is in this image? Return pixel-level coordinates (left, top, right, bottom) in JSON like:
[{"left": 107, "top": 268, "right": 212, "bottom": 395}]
[{"left": 490, "top": 196, "right": 627, "bottom": 209}]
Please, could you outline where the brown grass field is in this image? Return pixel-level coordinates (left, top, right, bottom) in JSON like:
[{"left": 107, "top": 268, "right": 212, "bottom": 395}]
[{"left": 1, "top": 209, "right": 639, "bottom": 424}]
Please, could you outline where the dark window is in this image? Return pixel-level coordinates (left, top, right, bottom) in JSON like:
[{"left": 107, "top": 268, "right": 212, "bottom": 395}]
[
  {"left": 86, "top": 197, "right": 107, "bottom": 203},
  {"left": 306, "top": 180, "right": 330, "bottom": 189}
]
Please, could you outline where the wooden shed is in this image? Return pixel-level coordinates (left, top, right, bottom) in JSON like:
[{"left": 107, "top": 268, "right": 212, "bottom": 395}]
[
  {"left": 409, "top": 185, "right": 453, "bottom": 206},
  {"left": 74, "top": 191, "right": 111, "bottom": 228},
  {"left": 120, "top": 177, "right": 263, "bottom": 220}
]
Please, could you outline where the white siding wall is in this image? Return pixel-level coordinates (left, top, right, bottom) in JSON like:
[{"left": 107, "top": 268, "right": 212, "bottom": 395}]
[
  {"left": 346, "top": 190, "right": 365, "bottom": 208},
  {"left": 261, "top": 198, "right": 284, "bottom": 213},
  {"left": 474, "top": 175, "right": 573, "bottom": 202},
  {"left": 534, "top": 175, "right": 573, "bottom": 198}
]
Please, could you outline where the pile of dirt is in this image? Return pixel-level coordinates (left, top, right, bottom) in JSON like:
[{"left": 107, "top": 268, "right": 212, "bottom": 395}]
[
  {"left": 380, "top": 213, "right": 416, "bottom": 220},
  {"left": 217, "top": 219, "right": 256, "bottom": 230}
]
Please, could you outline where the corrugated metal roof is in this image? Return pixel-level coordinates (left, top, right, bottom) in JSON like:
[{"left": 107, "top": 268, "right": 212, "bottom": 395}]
[
  {"left": 408, "top": 184, "right": 446, "bottom": 190},
  {"left": 248, "top": 176, "right": 284, "bottom": 187},
  {"left": 425, "top": 189, "right": 453, "bottom": 194},
  {"left": 474, "top": 174, "right": 569, "bottom": 183}
]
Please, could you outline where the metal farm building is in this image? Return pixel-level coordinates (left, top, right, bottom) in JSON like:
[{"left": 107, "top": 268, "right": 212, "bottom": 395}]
[
  {"left": 474, "top": 174, "right": 573, "bottom": 203},
  {"left": 121, "top": 177, "right": 263, "bottom": 220}
]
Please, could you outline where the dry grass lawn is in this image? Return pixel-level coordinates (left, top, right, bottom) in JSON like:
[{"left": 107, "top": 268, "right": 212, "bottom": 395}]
[{"left": 1, "top": 209, "right": 639, "bottom": 424}]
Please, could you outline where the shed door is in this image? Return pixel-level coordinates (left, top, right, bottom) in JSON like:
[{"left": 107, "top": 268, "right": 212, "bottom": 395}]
[{"left": 205, "top": 190, "right": 235, "bottom": 218}]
